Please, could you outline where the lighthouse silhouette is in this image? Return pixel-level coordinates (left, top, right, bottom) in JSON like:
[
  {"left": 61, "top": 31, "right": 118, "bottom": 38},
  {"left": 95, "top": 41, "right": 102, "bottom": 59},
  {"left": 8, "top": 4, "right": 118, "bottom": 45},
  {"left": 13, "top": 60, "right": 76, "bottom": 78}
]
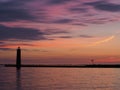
[{"left": 16, "top": 47, "right": 21, "bottom": 69}]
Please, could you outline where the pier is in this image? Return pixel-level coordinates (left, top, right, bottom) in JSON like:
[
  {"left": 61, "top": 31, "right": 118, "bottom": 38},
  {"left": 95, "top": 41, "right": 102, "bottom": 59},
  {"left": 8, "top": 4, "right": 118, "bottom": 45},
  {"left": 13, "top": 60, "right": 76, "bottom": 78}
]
[{"left": 2, "top": 64, "right": 120, "bottom": 68}]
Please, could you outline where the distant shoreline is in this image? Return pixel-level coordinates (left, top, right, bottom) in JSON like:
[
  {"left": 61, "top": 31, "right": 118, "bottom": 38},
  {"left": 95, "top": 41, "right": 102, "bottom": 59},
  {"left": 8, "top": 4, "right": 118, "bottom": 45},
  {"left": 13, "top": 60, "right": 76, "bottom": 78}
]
[{"left": 1, "top": 64, "right": 120, "bottom": 68}]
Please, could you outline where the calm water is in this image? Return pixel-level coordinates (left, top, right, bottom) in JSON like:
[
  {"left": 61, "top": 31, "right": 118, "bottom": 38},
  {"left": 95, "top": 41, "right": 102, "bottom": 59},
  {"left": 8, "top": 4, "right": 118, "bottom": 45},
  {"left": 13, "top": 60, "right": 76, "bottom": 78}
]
[{"left": 0, "top": 67, "right": 120, "bottom": 90}]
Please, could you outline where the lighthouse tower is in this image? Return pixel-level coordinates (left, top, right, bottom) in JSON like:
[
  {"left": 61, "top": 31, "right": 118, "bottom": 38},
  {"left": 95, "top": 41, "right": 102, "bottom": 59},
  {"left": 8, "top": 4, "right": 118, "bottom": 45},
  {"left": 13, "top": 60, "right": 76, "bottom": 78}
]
[{"left": 16, "top": 47, "right": 21, "bottom": 69}]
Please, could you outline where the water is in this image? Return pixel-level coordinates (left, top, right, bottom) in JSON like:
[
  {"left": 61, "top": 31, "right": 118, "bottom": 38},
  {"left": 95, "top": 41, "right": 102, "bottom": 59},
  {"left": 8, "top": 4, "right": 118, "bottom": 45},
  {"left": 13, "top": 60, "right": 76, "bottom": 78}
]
[{"left": 0, "top": 67, "right": 120, "bottom": 90}]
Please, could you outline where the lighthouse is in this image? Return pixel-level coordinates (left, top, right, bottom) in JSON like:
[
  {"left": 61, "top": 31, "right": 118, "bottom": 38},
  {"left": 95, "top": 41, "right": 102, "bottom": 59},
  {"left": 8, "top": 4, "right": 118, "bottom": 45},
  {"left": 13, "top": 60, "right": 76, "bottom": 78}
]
[{"left": 16, "top": 47, "right": 21, "bottom": 69}]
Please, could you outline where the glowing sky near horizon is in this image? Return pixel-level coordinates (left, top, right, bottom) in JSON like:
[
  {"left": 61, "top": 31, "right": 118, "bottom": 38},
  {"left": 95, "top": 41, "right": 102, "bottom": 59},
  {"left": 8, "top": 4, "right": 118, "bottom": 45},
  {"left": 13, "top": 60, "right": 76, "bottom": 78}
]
[{"left": 0, "top": 0, "right": 120, "bottom": 64}]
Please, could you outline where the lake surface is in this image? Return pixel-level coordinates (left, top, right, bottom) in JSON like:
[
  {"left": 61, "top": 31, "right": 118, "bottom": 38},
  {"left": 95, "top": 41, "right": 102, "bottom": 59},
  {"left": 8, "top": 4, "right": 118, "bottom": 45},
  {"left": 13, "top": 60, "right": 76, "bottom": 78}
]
[{"left": 0, "top": 67, "right": 120, "bottom": 90}]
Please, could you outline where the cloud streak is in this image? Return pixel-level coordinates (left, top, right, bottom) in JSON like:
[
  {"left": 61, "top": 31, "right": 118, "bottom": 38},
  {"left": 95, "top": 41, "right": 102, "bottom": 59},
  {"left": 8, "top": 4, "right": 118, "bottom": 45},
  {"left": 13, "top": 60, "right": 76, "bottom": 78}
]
[
  {"left": 79, "top": 35, "right": 94, "bottom": 38},
  {"left": 90, "top": 35, "right": 115, "bottom": 46},
  {"left": 47, "top": 0, "right": 73, "bottom": 5},
  {"left": 0, "top": 48, "right": 14, "bottom": 51},
  {"left": 84, "top": 1, "right": 120, "bottom": 12},
  {"left": 0, "top": 0, "right": 35, "bottom": 22},
  {"left": 0, "top": 25, "right": 46, "bottom": 41}
]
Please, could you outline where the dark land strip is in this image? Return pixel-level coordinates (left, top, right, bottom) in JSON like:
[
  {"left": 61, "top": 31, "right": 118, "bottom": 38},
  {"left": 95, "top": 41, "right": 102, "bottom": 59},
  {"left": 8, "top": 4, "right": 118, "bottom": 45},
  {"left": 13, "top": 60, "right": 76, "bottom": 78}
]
[{"left": 1, "top": 64, "right": 120, "bottom": 68}]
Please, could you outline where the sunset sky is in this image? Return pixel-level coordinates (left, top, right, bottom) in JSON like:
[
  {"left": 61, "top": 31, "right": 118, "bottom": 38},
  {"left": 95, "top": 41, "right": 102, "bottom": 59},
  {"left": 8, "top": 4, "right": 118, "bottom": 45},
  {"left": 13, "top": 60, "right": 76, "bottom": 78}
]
[{"left": 0, "top": 0, "right": 120, "bottom": 64}]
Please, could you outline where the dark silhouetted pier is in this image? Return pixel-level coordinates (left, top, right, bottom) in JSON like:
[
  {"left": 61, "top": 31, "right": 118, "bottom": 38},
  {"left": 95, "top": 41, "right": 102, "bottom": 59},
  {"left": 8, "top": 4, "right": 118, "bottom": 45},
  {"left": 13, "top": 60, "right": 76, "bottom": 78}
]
[{"left": 2, "top": 64, "right": 120, "bottom": 68}]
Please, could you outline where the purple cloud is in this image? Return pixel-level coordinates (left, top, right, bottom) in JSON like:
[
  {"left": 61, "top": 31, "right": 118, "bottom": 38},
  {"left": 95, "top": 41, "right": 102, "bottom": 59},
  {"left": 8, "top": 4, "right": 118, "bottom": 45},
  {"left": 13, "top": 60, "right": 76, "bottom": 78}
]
[
  {"left": 52, "top": 19, "right": 73, "bottom": 24},
  {"left": 79, "top": 35, "right": 94, "bottom": 38},
  {"left": 44, "top": 29, "right": 70, "bottom": 35},
  {"left": 0, "top": 25, "right": 46, "bottom": 41},
  {"left": 0, "top": 48, "right": 14, "bottom": 51},
  {"left": 46, "top": 0, "right": 73, "bottom": 5},
  {"left": 58, "top": 36, "right": 73, "bottom": 38},
  {"left": 84, "top": 1, "right": 120, "bottom": 12},
  {"left": 70, "top": 7, "right": 88, "bottom": 13},
  {"left": 0, "top": 25, "right": 72, "bottom": 41},
  {"left": 0, "top": 0, "right": 36, "bottom": 22}
]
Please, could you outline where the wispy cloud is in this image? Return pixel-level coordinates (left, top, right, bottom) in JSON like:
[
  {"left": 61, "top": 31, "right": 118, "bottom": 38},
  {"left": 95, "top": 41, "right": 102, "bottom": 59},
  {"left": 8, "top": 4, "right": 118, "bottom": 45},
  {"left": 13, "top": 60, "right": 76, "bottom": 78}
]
[
  {"left": 0, "top": 0, "right": 35, "bottom": 22},
  {"left": 90, "top": 35, "right": 115, "bottom": 46},
  {"left": 79, "top": 35, "right": 94, "bottom": 38},
  {"left": 0, "top": 25, "right": 46, "bottom": 41},
  {"left": 0, "top": 43, "right": 35, "bottom": 47},
  {"left": 46, "top": 0, "right": 73, "bottom": 5},
  {"left": 44, "top": 29, "right": 70, "bottom": 35},
  {"left": 52, "top": 19, "right": 73, "bottom": 24},
  {"left": 58, "top": 36, "right": 73, "bottom": 38},
  {"left": 0, "top": 48, "right": 14, "bottom": 51},
  {"left": 84, "top": 1, "right": 120, "bottom": 12},
  {"left": 69, "top": 7, "right": 88, "bottom": 13}
]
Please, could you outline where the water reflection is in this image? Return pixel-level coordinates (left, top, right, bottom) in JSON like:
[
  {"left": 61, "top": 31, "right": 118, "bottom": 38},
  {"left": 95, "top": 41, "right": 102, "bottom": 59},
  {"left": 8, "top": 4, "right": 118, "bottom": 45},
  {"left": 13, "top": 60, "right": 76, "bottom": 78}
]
[
  {"left": 16, "top": 69, "right": 21, "bottom": 90},
  {"left": 12, "top": 68, "right": 120, "bottom": 90}
]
